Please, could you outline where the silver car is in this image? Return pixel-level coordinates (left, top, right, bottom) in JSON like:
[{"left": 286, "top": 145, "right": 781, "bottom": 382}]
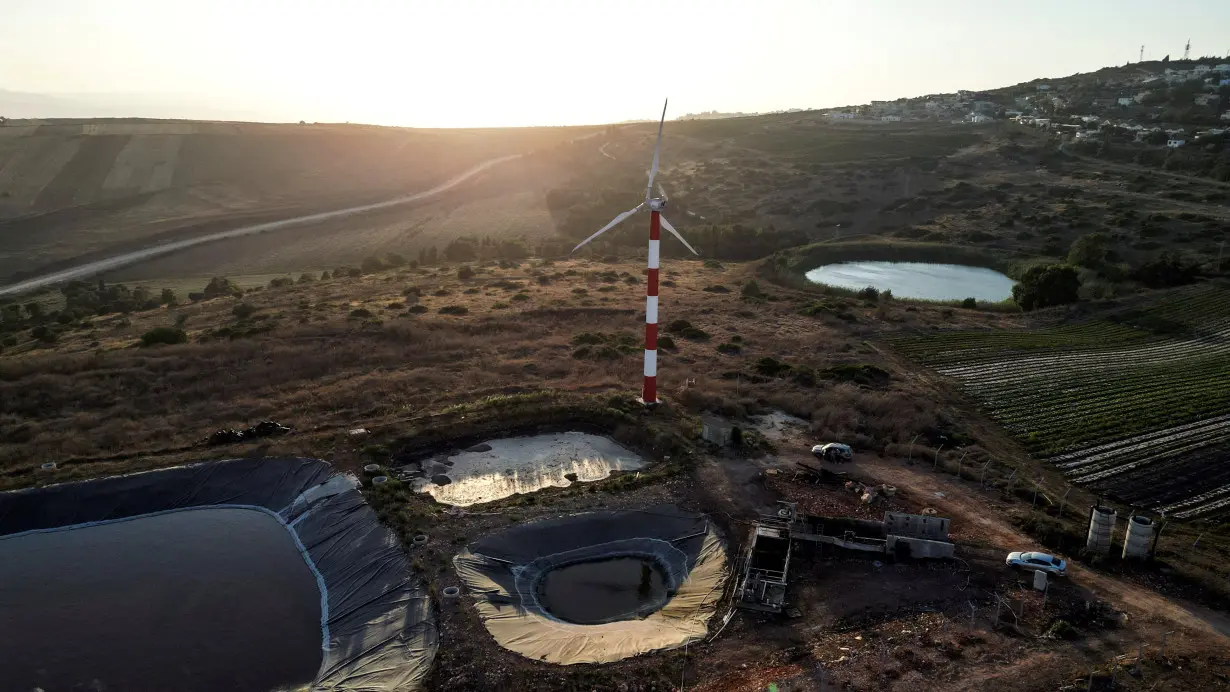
[{"left": 1006, "top": 551, "right": 1067, "bottom": 577}]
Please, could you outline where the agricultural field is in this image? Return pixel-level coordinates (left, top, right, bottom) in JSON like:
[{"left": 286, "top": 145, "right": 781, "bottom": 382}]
[{"left": 889, "top": 282, "right": 1230, "bottom": 519}]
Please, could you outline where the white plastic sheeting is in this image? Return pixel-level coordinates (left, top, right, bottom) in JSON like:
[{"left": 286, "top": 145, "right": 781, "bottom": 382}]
[{"left": 454, "top": 506, "right": 728, "bottom": 665}]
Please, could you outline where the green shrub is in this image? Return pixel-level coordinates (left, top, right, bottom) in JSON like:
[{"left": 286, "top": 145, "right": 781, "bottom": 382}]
[
  {"left": 667, "top": 319, "right": 709, "bottom": 340},
  {"left": 704, "top": 259, "right": 724, "bottom": 269},
  {"left": 961, "top": 297, "right": 977, "bottom": 309},
  {"left": 857, "top": 286, "right": 880, "bottom": 301},
  {"left": 492, "top": 302, "right": 509, "bottom": 309},
  {"left": 717, "top": 342, "right": 742, "bottom": 355},
  {"left": 572, "top": 332, "right": 605, "bottom": 346},
  {"left": 754, "top": 357, "right": 792, "bottom": 377},
  {"left": 31, "top": 325, "right": 58, "bottom": 343},
  {"left": 741, "top": 280, "right": 764, "bottom": 298},
  {"left": 657, "top": 335, "right": 676, "bottom": 350},
  {"left": 349, "top": 308, "right": 374, "bottom": 319},
  {"left": 703, "top": 285, "right": 730, "bottom": 293},
  {"left": 457, "top": 265, "right": 475, "bottom": 280},
  {"left": 140, "top": 327, "right": 187, "bottom": 346},
  {"left": 511, "top": 293, "right": 531, "bottom": 302},
  {"left": 407, "top": 305, "right": 429, "bottom": 314},
  {"left": 438, "top": 305, "right": 469, "bottom": 315},
  {"left": 232, "top": 303, "right": 258, "bottom": 319},
  {"left": 1046, "top": 620, "right": 1078, "bottom": 640}
]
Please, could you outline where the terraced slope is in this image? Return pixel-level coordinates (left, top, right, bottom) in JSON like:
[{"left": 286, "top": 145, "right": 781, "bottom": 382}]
[{"left": 889, "top": 283, "right": 1230, "bottom": 519}]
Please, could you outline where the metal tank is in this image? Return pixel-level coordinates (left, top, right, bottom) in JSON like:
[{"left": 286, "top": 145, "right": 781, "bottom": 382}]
[
  {"left": 1121, "top": 515, "right": 1155, "bottom": 559},
  {"left": 1086, "top": 505, "right": 1116, "bottom": 555}
]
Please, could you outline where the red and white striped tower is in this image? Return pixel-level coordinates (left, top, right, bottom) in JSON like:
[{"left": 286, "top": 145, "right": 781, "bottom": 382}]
[
  {"left": 571, "top": 99, "right": 698, "bottom": 407},
  {"left": 643, "top": 203, "right": 664, "bottom": 404}
]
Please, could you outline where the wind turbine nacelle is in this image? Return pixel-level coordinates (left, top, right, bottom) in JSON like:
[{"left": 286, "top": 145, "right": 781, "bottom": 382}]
[{"left": 647, "top": 198, "right": 667, "bottom": 212}]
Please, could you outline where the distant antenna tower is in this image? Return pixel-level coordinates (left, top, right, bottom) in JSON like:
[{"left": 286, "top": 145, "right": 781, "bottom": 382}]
[
  {"left": 1139, "top": 45, "right": 1145, "bottom": 63},
  {"left": 1183, "top": 38, "right": 1190, "bottom": 61}
]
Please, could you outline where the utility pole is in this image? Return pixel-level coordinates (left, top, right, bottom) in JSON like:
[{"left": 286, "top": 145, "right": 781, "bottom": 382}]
[
  {"left": 1183, "top": 38, "right": 1191, "bottom": 61},
  {"left": 1140, "top": 45, "right": 1145, "bottom": 63}
]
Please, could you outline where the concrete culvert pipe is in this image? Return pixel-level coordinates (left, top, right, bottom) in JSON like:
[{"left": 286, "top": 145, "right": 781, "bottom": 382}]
[
  {"left": 371, "top": 476, "right": 389, "bottom": 486},
  {"left": 39, "top": 462, "right": 57, "bottom": 472},
  {"left": 442, "top": 586, "right": 461, "bottom": 598},
  {"left": 413, "top": 534, "right": 428, "bottom": 546},
  {"left": 363, "top": 464, "right": 382, "bottom": 475}
]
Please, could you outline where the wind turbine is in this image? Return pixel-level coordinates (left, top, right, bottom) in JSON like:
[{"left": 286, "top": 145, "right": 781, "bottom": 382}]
[{"left": 572, "top": 99, "right": 698, "bottom": 406}]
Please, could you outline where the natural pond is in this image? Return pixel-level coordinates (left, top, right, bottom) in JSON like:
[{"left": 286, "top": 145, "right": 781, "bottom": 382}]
[
  {"left": 0, "top": 507, "right": 323, "bottom": 692},
  {"left": 536, "top": 557, "right": 670, "bottom": 625},
  {"left": 805, "top": 261, "right": 1016, "bottom": 302}
]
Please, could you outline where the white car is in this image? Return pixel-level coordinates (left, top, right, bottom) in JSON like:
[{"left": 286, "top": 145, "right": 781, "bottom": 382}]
[
  {"left": 812, "top": 443, "right": 853, "bottom": 462},
  {"left": 1006, "top": 551, "right": 1067, "bottom": 577}
]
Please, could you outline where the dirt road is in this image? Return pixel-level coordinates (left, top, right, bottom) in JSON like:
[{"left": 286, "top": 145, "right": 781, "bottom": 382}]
[
  {"left": 0, "top": 154, "right": 520, "bottom": 297},
  {"left": 752, "top": 414, "right": 1230, "bottom": 642},
  {"left": 854, "top": 455, "right": 1230, "bottom": 640}
]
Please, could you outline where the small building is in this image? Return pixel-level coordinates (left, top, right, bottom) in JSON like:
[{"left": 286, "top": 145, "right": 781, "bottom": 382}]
[
  {"left": 1167, "top": 138, "right": 1186, "bottom": 148},
  {"left": 1215, "top": 64, "right": 1230, "bottom": 73},
  {"left": 1222, "top": 111, "right": 1230, "bottom": 121},
  {"left": 1117, "top": 97, "right": 1134, "bottom": 106},
  {"left": 1193, "top": 64, "right": 1211, "bottom": 74},
  {"left": 968, "top": 114, "right": 992, "bottom": 123},
  {"left": 829, "top": 112, "right": 855, "bottom": 120},
  {"left": 1195, "top": 93, "right": 1219, "bottom": 106},
  {"left": 1036, "top": 84, "right": 1051, "bottom": 92},
  {"left": 1091, "top": 97, "right": 1116, "bottom": 108},
  {"left": 701, "top": 416, "right": 735, "bottom": 446}
]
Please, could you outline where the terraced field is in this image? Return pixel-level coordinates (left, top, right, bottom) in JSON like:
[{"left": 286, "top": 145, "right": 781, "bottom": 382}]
[{"left": 889, "top": 283, "right": 1230, "bottom": 519}]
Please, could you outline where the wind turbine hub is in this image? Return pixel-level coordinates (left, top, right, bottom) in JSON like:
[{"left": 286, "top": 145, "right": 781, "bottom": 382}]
[{"left": 648, "top": 198, "right": 667, "bottom": 212}]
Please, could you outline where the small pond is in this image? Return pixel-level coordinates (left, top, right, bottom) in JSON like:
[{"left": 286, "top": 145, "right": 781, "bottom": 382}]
[
  {"left": 805, "top": 261, "right": 1016, "bottom": 302},
  {"left": 0, "top": 507, "right": 323, "bottom": 692},
  {"left": 537, "top": 557, "right": 670, "bottom": 624}
]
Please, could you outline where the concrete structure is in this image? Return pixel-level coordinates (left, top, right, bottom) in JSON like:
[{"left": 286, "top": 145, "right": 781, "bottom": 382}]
[
  {"left": 1118, "top": 97, "right": 1134, "bottom": 106},
  {"left": 1122, "top": 515, "right": 1155, "bottom": 559},
  {"left": 1167, "top": 139, "right": 1186, "bottom": 148},
  {"left": 1195, "top": 93, "right": 1218, "bottom": 106},
  {"left": 700, "top": 417, "right": 734, "bottom": 446},
  {"left": 883, "top": 512, "right": 949, "bottom": 541},
  {"left": 1086, "top": 505, "right": 1116, "bottom": 554}
]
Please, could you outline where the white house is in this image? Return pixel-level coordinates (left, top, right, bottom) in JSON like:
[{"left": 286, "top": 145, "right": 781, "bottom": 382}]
[
  {"left": 880, "top": 115, "right": 903, "bottom": 122},
  {"left": 1193, "top": 64, "right": 1211, "bottom": 74},
  {"left": 1195, "top": 93, "right": 1219, "bottom": 106},
  {"left": 829, "top": 112, "right": 856, "bottom": 120},
  {"left": 968, "top": 114, "right": 992, "bottom": 123},
  {"left": 1117, "top": 97, "right": 1133, "bottom": 106},
  {"left": 1216, "top": 64, "right": 1230, "bottom": 72},
  {"left": 1221, "top": 111, "right": 1230, "bottom": 121},
  {"left": 1166, "top": 139, "right": 1186, "bottom": 148},
  {"left": 1074, "top": 130, "right": 1097, "bottom": 140},
  {"left": 1036, "top": 84, "right": 1051, "bottom": 92}
]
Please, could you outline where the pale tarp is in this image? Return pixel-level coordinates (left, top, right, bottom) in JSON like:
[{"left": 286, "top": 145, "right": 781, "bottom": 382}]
[
  {"left": 413, "top": 432, "right": 645, "bottom": 506},
  {"left": 453, "top": 506, "right": 728, "bottom": 665}
]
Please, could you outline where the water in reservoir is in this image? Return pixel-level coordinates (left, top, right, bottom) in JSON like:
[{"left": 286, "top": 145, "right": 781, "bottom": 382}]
[
  {"left": 537, "top": 557, "right": 670, "bottom": 624},
  {"left": 0, "top": 507, "right": 322, "bottom": 692},
  {"left": 805, "top": 261, "right": 1016, "bottom": 302}
]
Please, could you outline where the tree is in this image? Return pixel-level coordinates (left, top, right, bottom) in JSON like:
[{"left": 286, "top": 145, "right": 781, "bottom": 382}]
[
  {"left": 444, "top": 238, "right": 477, "bottom": 262},
  {"left": 384, "top": 253, "right": 406, "bottom": 267},
  {"left": 457, "top": 265, "right": 475, "bottom": 280},
  {"left": 320, "top": 271, "right": 331, "bottom": 280},
  {"left": 31, "top": 324, "right": 58, "bottom": 343},
  {"left": 1068, "top": 233, "right": 1111, "bottom": 269},
  {"left": 232, "top": 303, "right": 257, "bottom": 319},
  {"left": 23, "top": 302, "right": 41, "bottom": 320},
  {"left": 298, "top": 272, "right": 316, "bottom": 284},
  {"left": 140, "top": 327, "right": 187, "bottom": 346},
  {"left": 160, "top": 288, "right": 177, "bottom": 305},
  {"left": 360, "top": 256, "right": 385, "bottom": 274},
  {"left": 1012, "top": 264, "right": 1081, "bottom": 310},
  {"left": 1131, "top": 252, "right": 1201, "bottom": 288}
]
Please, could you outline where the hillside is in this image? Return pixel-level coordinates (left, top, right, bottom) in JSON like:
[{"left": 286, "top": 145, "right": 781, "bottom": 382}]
[{"left": 0, "top": 120, "right": 598, "bottom": 282}]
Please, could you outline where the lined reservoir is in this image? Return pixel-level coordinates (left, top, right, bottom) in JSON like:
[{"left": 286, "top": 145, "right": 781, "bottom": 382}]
[
  {"left": 805, "top": 261, "right": 1016, "bottom": 301},
  {"left": 0, "top": 507, "right": 322, "bottom": 692},
  {"left": 537, "top": 557, "right": 670, "bottom": 624}
]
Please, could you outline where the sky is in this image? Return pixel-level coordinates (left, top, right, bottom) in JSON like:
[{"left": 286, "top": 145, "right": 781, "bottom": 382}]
[{"left": 3, "top": 0, "right": 1229, "bottom": 128}]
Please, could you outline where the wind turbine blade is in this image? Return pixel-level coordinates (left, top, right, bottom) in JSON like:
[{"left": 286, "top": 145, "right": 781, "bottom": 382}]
[
  {"left": 658, "top": 183, "right": 668, "bottom": 201},
  {"left": 571, "top": 203, "right": 645, "bottom": 253},
  {"left": 659, "top": 215, "right": 699, "bottom": 256},
  {"left": 645, "top": 98, "right": 668, "bottom": 200}
]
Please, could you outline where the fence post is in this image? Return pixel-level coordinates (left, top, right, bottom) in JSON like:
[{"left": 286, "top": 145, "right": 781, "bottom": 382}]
[
  {"left": 981, "top": 461, "right": 993, "bottom": 487},
  {"left": 957, "top": 451, "right": 968, "bottom": 479},
  {"left": 1160, "top": 630, "right": 1173, "bottom": 659},
  {"left": 1060, "top": 486, "right": 1072, "bottom": 517},
  {"left": 934, "top": 443, "right": 944, "bottom": 469},
  {"left": 908, "top": 434, "right": 919, "bottom": 462},
  {"left": 1135, "top": 644, "right": 1143, "bottom": 675}
]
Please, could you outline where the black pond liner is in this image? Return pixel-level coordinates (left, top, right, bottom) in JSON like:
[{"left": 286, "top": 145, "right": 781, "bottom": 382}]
[
  {"left": 0, "top": 457, "right": 436, "bottom": 691},
  {"left": 454, "top": 505, "right": 728, "bottom": 665}
]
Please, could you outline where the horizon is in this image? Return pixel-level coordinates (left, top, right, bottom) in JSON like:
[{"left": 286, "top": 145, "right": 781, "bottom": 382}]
[{"left": 3, "top": 0, "right": 1230, "bottom": 128}]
